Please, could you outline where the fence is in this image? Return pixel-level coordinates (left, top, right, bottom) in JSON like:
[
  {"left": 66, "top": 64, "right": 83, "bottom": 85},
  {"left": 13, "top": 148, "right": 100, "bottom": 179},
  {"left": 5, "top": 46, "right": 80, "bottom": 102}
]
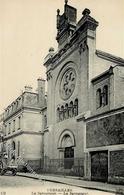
[
  {"left": 17, "top": 157, "right": 84, "bottom": 177},
  {"left": 43, "top": 157, "right": 84, "bottom": 177}
]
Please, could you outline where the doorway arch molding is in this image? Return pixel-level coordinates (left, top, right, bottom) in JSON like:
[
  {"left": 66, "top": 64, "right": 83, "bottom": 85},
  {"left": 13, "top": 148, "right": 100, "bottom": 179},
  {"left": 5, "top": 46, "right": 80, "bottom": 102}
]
[{"left": 57, "top": 129, "right": 76, "bottom": 149}]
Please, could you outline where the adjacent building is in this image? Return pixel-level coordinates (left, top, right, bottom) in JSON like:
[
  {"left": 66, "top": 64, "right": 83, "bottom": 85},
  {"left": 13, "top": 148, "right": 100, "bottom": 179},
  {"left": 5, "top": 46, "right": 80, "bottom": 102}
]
[{"left": 0, "top": 79, "right": 46, "bottom": 170}]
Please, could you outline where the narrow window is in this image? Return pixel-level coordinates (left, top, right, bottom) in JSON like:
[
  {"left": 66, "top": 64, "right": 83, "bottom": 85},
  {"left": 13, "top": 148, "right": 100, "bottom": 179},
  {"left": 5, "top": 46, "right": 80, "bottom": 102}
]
[
  {"left": 74, "top": 99, "right": 78, "bottom": 116},
  {"left": 65, "top": 104, "right": 69, "bottom": 119},
  {"left": 18, "top": 141, "right": 20, "bottom": 157},
  {"left": 69, "top": 101, "right": 73, "bottom": 118},
  {"left": 4, "top": 125, "right": 7, "bottom": 136},
  {"left": 61, "top": 106, "right": 64, "bottom": 121},
  {"left": 18, "top": 116, "right": 21, "bottom": 130},
  {"left": 44, "top": 115, "right": 47, "bottom": 129},
  {"left": 57, "top": 107, "right": 60, "bottom": 122},
  {"left": 8, "top": 123, "right": 11, "bottom": 134},
  {"left": 13, "top": 120, "right": 15, "bottom": 132},
  {"left": 96, "top": 88, "right": 102, "bottom": 109},
  {"left": 103, "top": 85, "right": 108, "bottom": 106},
  {"left": 8, "top": 144, "right": 10, "bottom": 159}
]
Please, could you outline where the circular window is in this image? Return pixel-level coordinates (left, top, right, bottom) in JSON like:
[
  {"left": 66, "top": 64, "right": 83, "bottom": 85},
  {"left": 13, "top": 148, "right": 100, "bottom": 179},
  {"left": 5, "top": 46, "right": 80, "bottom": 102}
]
[{"left": 60, "top": 68, "right": 76, "bottom": 100}]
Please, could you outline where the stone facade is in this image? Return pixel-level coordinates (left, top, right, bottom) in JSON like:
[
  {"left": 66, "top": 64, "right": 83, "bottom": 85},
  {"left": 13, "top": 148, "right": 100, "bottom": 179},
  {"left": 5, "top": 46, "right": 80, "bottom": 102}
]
[
  {"left": 0, "top": 79, "right": 46, "bottom": 171},
  {"left": 43, "top": 1, "right": 124, "bottom": 182}
]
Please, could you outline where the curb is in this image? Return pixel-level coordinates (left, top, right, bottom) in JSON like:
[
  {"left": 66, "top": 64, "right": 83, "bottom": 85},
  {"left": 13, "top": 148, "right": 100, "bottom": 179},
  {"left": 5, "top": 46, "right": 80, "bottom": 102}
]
[{"left": 17, "top": 173, "right": 120, "bottom": 194}]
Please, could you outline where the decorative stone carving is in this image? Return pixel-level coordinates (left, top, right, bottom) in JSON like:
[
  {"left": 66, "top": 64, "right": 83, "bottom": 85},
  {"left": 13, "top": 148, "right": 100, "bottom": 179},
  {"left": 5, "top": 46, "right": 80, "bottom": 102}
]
[
  {"left": 46, "top": 71, "right": 52, "bottom": 81},
  {"left": 79, "top": 40, "right": 88, "bottom": 54},
  {"left": 60, "top": 68, "right": 76, "bottom": 100}
]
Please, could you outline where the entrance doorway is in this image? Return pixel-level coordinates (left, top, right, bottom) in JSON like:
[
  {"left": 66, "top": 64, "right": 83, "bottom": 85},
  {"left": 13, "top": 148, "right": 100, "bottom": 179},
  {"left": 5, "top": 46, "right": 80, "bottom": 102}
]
[
  {"left": 64, "top": 147, "right": 74, "bottom": 169},
  {"left": 58, "top": 130, "right": 75, "bottom": 170},
  {"left": 91, "top": 151, "right": 108, "bottom": 182}
]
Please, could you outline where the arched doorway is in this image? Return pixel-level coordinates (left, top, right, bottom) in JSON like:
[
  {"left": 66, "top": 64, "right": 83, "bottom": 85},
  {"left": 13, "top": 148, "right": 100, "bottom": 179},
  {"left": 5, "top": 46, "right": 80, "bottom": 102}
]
[{"left": 58, "top": 130, "right": 75, "bottom": 169}]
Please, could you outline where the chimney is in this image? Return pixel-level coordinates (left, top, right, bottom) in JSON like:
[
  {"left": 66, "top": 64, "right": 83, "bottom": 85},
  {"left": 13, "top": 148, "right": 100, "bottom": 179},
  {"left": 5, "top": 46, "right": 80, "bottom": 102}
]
[{"left": 37, "top": 78, "right": 45, "bottom": 108}]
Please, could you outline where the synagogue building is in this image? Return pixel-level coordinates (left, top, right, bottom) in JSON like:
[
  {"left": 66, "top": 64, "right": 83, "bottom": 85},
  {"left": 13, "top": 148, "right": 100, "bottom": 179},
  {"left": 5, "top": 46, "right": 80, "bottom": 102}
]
[
  {"left": 0, "top": 1, "right": 124, "bottom": 184},
  {"left": 43, "top": 1, "right": 124, "bottom": 184}
]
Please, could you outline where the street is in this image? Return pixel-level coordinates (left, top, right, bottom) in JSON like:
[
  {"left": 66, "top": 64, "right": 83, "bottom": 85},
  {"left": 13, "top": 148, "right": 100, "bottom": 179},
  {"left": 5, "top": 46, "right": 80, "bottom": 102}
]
[{"left": 0, "top": 175, "right": 115, "bottom": 195}]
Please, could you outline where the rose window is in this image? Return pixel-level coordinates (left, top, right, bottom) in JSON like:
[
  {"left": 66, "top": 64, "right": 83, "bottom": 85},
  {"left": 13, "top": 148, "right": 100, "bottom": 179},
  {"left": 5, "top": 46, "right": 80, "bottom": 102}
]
[{"left": 60, "top": 68, "right": 76, "bottom": 100}]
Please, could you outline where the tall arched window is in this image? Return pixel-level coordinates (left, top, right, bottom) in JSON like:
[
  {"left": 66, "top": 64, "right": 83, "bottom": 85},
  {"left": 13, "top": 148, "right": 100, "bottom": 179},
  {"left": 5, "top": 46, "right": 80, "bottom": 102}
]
[
  {"left": 96, "top": 88, "right": 102, "bottom": 109},
  {"left": 65, "top": 104, "right": 69, "bottom": 119},
  {"left": 103, "top": 85, "right": 108, "bottom": 106},
  {"left": 74, "top": 99, "right": 78, "bottom": 116},
  {"left": 69, "top": 101, "right": 73, "bottom": 118},
  {"left": 61, "top": 106, "right": 64, "bottom": 121}
]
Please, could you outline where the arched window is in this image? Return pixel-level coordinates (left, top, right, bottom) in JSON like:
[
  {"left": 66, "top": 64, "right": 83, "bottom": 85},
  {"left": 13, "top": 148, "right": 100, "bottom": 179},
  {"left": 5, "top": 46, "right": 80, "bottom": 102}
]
[
  {"left": 65, "top": 104, "right": 69, "bottom": 119},
  {"left": 61, "top": 106, "right": 64, "bottom": 121},
  {"left": 74, "top": 99, "right": 78, "bottom": 116},
  {"left": 12, "top": 141, "right": 16, "bottom": 150},
  {"left": 57, "top": 107, "right": 60, "bottom": 122},
  {"left": 103, "top": 85, "right": 108, "bottom": 106},
  {"left": 96, "top": 88, "right": 102, "bottom": 109},
  {"left": 69, "top": 101, "right": 73, "bottom": 118}
]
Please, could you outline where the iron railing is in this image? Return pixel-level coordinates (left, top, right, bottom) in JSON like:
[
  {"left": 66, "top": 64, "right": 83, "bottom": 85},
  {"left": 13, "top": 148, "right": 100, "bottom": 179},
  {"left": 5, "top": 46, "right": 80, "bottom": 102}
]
[
  {"left": 17, "top": 157, "right": 84, "bottom": 177},
  {"left": 43, "top": 157, "right": 84, "bottom": 177}
]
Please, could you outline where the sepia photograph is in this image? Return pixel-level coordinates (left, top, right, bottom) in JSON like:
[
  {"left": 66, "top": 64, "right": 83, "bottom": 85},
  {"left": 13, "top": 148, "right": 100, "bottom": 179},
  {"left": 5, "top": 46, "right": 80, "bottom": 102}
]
[{"left": 0, "top": 0, "right": 124, "bottom": 194}]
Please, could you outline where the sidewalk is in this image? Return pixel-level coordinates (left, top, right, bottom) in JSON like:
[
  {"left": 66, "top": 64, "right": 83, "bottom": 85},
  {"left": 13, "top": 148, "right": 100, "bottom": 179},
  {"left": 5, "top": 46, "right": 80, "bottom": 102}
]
[{"left": 17, "top": 172, "right": 124, "bottom": 194}]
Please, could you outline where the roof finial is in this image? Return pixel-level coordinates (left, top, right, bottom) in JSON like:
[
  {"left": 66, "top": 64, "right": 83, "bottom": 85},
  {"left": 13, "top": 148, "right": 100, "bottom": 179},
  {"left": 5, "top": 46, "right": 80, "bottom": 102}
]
[
  {"left": 82, "top": 8, "right": 91, "bottom": 16},
  {"left": 65, "top": 0, "right": 68, "bottom": 5},
  {"left": 57, "top": 9, "right": 60, "bottom": 16}
]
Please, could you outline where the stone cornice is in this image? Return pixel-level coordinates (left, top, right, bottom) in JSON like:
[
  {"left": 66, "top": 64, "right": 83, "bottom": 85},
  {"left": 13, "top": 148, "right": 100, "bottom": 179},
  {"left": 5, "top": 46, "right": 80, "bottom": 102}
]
[
  {"left": 96, "top": 50, "right": 124, "bottom": 65},
  {"left": 76, "top": 13, "right": 98, "bottom": 32},
  {"left": 4, "top": 130, "right": 23, "bottom": 140},
  {"left": 5, "top": 91, "right": 38, "bottom": 111},
  {"left": 3, "top": 106, "right": 42, "bottom": 122},
  {"left": 85, "top": 106, "right": 124, "bottom": 122},
  {"left": 91, "top": 66, "right": 113, "bottom": 83},
  {"left": 4, "top": 130, "right": 42, "bottom": 141},
  {"left": 3, "top": 107, "right": 23, "bottom": 122},
  {"left": 45, "top": 34, "right": 88, "bottom": 76},
  {"left": 23, "top": 106, "right": 42, "bottom": 112}
]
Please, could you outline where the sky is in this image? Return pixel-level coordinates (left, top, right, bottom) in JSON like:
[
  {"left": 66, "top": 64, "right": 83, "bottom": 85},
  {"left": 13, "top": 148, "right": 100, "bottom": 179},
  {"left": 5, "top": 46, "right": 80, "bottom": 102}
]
[{"left": 0, "top": 0, "right": 124, "bottom": 113}]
